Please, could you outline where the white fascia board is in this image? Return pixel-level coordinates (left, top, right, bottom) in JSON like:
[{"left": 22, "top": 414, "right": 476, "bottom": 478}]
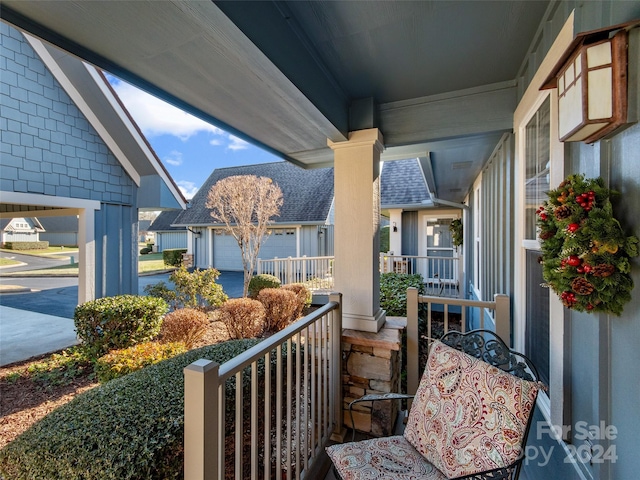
[
  {"left": 85, "top": 66, "right": 186, "bottom": 209},
  {"left": 23, "top": 34, "right": 141, "bottom": 187}
]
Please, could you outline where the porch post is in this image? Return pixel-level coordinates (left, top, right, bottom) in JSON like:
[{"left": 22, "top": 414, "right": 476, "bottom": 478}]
[
  {"left": 77, "top": 208, "right": 96, "bottom": 303},
  {"left": 328, "top": 128, "right": 386, "bottom": 332}
]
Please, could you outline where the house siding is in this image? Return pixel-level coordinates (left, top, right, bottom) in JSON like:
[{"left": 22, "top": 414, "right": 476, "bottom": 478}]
[
  {"left": 155, "top": 231, "right": 187, "bottom": 252},
  {"left": 40, "top": 232, "right": 78, "bottom": 246},
  {"left": 1, "top": 23, "right": 140, "bottom": 298},
  {"left": 516, "top": 5, "right": 640, "bottom": 480}
]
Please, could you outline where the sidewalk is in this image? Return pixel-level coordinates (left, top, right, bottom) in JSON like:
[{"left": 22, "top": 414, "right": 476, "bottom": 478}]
[{"left": 0, "top": 306, "right": 79, "bottom": 366}]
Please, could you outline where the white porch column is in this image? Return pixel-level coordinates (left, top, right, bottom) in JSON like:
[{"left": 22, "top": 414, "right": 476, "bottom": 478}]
[
  {"left": 388, "top": 209, "right": 403, "bottom": 255},
  {"left": 77, "top": 209, "right": 96, "bottom": 303},
  {"left": 329, "top": 128, "right": 385, "bottom": 332}
]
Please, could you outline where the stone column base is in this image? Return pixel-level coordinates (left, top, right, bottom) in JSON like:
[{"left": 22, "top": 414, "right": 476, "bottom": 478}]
[{"left": 341, "top": 318, "right": 405, "bottom": 437}]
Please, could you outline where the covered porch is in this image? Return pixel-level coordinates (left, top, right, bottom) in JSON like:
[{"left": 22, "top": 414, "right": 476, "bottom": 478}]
[{"left": 2, "top": 1, "right": 639, "bottom": 479}]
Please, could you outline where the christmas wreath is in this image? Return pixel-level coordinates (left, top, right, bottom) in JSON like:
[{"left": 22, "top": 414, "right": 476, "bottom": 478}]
[
  {"left": 450, "top": 219, "right": 463, "bottom": 248},
  {"left": 537, "top": 174, "right": 638, "bottom": 315}
]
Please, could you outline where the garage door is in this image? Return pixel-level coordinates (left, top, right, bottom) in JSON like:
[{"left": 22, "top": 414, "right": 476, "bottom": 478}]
[{"left": 213, "top": 228, "right": 297, "bottom": 271}]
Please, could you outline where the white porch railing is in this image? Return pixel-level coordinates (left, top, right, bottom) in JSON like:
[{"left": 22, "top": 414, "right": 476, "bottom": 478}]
[
  {"left": 184, "top": 293, "right": 343, "bottom": 480},
  {"left": 257, "top": 255, "right": 334, "bottom": 291},
  {"left": 379, "top": 254, "right": 461, "bottom": 297},
  {"left": 405, "top": 287, "right": 510, "bottom": 396}
]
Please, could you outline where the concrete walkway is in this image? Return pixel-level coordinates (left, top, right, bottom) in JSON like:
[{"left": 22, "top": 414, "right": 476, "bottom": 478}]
[{"left": 0, "top": 306, "right": 79, "bottom": 366}]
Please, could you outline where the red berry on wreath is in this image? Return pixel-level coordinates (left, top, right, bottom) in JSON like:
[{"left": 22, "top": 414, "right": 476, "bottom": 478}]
[
  {"left": 567, "top": 223, "right": 580, "bottom": 233},
  {"left": 567, "top": 255, "right": 582, "bottom": 267}
]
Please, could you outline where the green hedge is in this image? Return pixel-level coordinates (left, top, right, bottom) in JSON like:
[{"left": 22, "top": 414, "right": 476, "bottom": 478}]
[
  {"left": 0, "top": 339, "right": 260, "bottom": 480},
  {"left": 94, "top": 341, "right": 187, "bottom": 383},
  {"left": 162, "top": 249, "right": 187, "bottom": 267},
  {"left": 74, "top": 295, "right": 168, "bottom": 356},
  {"left": 3, "top": 241, "right": 49, "bottom": 250},
  {"left": 379, "top": 272, "right": 426, "bottom": 316},
  {"left": 248, "top": 273, "right": 281, "bottom": 298}
]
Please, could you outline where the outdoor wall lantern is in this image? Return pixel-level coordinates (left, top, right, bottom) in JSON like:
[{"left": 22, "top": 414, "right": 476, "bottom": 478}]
[
  {"left": 541, "top": 20, "right": 639, "bottom": 143},
  {"left": 393, "top": 222, "right": 398, "bottom": 232}
]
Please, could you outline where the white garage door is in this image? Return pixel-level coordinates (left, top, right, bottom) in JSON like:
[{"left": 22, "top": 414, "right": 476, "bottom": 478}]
[{"left": 213, "top": 228, "right": 297, "bottom": 271}]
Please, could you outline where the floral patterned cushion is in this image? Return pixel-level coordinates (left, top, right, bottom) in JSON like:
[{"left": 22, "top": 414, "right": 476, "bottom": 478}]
[
  {"left": 326, "top": 435, "right": 448, "bottom": 480},
  {"left": 404, "top": 340, "right": 539, "bottom": 479}
]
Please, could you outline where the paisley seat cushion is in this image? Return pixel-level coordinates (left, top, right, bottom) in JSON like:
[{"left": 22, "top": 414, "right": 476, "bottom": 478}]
[
  {"left": 403, "top": 340, "right": 539, "bottom": 479},
  {"left": 326, "top": 435, "right": 448, "bottom": 480}
]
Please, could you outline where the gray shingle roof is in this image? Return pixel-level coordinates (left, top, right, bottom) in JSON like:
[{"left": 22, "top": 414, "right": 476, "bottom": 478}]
[
  {"left": 380, "top": 159, "right": 431, "bottom": 207},
  {"left": 148, "top": 210, "right": 184, "bottom": 231},
  {"left": 173, "top": 162, "right": 334, "bottom": 226},
  {"left": 37, "top": 216, "right": 78, "bottom": 232}
]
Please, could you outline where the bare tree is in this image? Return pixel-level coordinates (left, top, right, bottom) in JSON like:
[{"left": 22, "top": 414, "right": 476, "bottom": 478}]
[{"left": 206, "top": 175, "right": 283, "bottom": 297}]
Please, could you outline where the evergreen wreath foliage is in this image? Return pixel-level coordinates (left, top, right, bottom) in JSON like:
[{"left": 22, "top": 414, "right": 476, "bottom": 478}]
[
  {"left": 537, "top": 174, "right": 638, "bottom": 315},
  {"left": 450, "top": 219, "right": 463, "bottom": 248}
]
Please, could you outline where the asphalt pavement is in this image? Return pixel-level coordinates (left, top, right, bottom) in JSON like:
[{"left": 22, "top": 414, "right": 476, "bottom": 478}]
[{"left": 0, "top": 255, "right": 245, "bottom": 366}]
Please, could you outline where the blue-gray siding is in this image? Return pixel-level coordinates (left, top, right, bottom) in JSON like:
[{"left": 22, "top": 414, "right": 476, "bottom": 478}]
[
  {"left": 155, "top": 231, "right": 187, "bottom": 252},
  {"left": 1, "top": 23, "right": 140, "bottom": 298}
]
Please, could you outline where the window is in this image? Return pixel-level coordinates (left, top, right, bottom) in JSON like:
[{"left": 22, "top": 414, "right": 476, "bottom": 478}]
[
  {"left": 524, "top": 97, "right": 550, "bottom": 240},
  {"left": 522, "top": 99, "right": 551, "bottom": 388}
]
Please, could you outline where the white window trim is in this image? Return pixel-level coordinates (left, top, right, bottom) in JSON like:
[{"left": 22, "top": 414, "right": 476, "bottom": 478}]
[
  {"left": 513, "top": 13, "right": 574, "bottom": 429},
  {"left": 471, "top": 175, "right": 482, "bottom": 300}
]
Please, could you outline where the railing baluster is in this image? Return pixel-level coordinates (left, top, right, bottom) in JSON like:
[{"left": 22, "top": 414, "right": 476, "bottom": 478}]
[
  {"left": 264, "top": 351, "right": 272, "bottom": 480},
  {"left": 286, "top": 339, "right": 292, "bottom": 476},
  {"left": 235, "top": 371, "right": 243, "bottom": 479},
  {"left": 251, "top": 361, "right": 258, "bottom": 480},
  {"left": 295, "top": 331, "right": 302, "bottom": 480},
  {"left": 217, "top": 384, "right": 224, "bottom": 480},
  {"left": 303, "top": 326, "right": 309, "bottom": 473},
  {"left": 276, "top": 344, "right": 283, "bottom": 480},
  {"left": 311, "top": 321, "right": 317, "bottom": 455}
]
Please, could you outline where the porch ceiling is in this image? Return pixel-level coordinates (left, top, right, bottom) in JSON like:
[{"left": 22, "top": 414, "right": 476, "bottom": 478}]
[{"left": 1, "top": 0, "right": 550, "bottom": 203}]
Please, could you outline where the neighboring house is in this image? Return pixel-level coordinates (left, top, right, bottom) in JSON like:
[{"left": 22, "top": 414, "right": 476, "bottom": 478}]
[
  {"left": 138, "top": 219, "right": 153, "bottom": 244},
  {"left": 148, "top": 210, "right": 187, "bottom": 252},
  {"left": 0, "top": 217, "right": 44, "bottom": 245},
  {"left": 0, "top": 23, "right": 186, "bottom": 303},
  {"left": 173, "top": 162, "right": 334, "bottom": 271},
  {"left": 380, "top": 159, "right": 464, "bottom": 281},
  {"left": 38, "top": 216, "right": 78, "bottom": 246}
]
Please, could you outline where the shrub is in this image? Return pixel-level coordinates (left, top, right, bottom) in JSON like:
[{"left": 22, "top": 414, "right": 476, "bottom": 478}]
[
  {"left": 168, "top": 266, "right": 228, "bottom": 310},
  {"left": 281, "top": 283, "right": 311, "bottom": 318},
  {"left": 3, "top": 241, "right": 49, "bottom": 250},
  {"left": 248, "top": 274, "right": 281, "bottom": 298},
  {"left": 159, "top": 308, "right": 209, "bottom": 348},
  {"left": 217, "top": 298, "right": 266, "bottom": 339},
  {"left": 143, "top": 281, "right": 177, "bottom": 308},
  {"left": 95, "top": 341, "right": 186, "bottom": 383},
  {"left": 379, "top": 272, "right": 426, "bottom": 317},
  {"left": 257, "top": 288, "right": 298, "bottom": 332},
  {"left": 0, "top": 340, "right": 260, "bottom": 480},
  {"left": 162, "top": 248, "right": 187, "bottom": 267},
  {"left": 139, "top": 247, "right": 152, "bottom": 255},
  {"left": 74, "top": 295, "right": 168, "bottom": 356}
]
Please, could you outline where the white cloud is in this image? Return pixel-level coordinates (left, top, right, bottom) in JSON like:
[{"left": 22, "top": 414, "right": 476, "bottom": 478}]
[
  {"left": 209, "top": 139, "right": 223, "bottom": 146},
  {"left": 108, "top": 76, "right": 224, "bottom": 140},
  {"left": 227, "top": 135, "right": 249, "bottom": 151},
  {"left": 164, "top": 150, "right": 183, "bottom": 166},
  {"left": 176, "top": 180, "right": 200, "bottom": 199}
]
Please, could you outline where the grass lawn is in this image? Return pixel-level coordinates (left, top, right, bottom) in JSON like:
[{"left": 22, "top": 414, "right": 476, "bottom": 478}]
[
  {"left": 2, "top": 252, "right": 171, "bottom": 276},
  {"left": 0, "top": 258, "right": 22, "bottom": 267},
  {"left": 0, "top": 246, "right": 78, "bottom": 256}
]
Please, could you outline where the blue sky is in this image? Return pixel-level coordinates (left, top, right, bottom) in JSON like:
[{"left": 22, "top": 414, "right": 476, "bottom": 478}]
[{"left": 107, "top": 75, "right": 282, "bottom": 199}]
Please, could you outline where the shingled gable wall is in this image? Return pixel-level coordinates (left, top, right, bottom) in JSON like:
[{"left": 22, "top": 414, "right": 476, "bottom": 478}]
[{"left": 1, "top": 23, "right": 139, "bottom": 298}]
